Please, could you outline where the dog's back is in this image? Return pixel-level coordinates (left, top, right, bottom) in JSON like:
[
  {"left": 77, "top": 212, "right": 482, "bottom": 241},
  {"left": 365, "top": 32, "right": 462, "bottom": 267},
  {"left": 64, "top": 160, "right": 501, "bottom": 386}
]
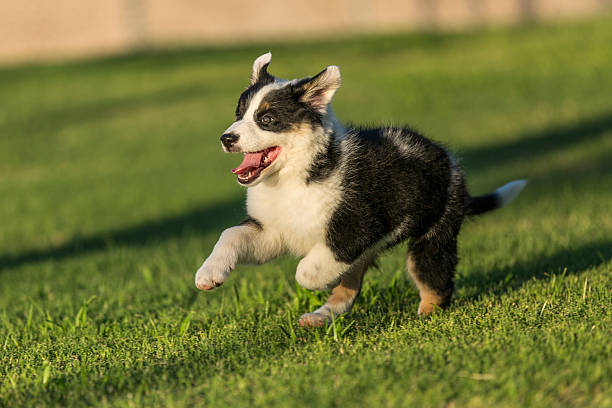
[{"left": 324, "top": 126, "right": 463, "bottom": 264}]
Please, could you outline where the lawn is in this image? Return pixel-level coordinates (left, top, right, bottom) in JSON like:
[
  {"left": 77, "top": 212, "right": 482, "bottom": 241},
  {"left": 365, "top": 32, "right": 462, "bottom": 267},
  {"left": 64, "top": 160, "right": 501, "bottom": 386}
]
[{"left": 1, "top": 17, "right": 611, "bottom": 407}]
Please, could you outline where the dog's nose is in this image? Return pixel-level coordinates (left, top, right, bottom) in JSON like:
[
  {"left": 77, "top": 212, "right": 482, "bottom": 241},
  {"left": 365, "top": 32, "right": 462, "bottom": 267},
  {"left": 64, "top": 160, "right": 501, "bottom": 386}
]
[{"left": 220, "top": 133, "right": 239, "bottom": 149}]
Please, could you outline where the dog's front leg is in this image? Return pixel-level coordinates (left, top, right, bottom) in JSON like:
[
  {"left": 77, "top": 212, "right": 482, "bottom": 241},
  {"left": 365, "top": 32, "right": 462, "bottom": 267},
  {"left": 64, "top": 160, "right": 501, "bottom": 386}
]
[
  {"left": 296, "top": 243, "right": 351, "bottom": 291},
  {"left": 299, "top": 254, "right": 372, "bottom": 327},
  {"left": 195, "top": 220, "right": 283, "bottom": 290}
]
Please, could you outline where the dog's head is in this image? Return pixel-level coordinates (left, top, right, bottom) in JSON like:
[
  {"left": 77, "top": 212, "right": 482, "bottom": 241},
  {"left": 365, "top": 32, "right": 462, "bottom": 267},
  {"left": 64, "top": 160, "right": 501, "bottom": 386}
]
[{"left": 220, "top": 53, "right": 341, "bottom": 186}]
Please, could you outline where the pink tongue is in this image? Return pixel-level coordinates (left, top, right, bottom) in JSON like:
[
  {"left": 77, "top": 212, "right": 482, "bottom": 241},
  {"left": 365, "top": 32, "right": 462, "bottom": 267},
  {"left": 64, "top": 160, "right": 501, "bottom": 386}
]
[{"left": 232, "top": 152, "right": 264, "bottom": 174}]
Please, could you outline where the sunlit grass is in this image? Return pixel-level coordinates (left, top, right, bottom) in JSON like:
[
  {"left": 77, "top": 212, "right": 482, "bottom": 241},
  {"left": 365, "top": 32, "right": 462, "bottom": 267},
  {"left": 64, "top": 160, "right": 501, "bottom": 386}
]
[{"left": 1, "top": 17, "right": 611, "bottom": 407}]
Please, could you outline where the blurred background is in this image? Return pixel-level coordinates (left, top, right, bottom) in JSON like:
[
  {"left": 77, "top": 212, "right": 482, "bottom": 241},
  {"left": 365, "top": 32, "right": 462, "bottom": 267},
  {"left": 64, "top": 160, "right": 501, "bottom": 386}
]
[{"left": 2, "top": 0, "right": 612, "bottom": 63}]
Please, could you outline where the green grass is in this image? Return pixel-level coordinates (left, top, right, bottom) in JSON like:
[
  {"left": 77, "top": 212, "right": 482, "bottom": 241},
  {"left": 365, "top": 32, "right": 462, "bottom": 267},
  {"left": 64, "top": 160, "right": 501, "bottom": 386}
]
[{"left": 1, "top": 17, "right": 612, "bottom": 407}]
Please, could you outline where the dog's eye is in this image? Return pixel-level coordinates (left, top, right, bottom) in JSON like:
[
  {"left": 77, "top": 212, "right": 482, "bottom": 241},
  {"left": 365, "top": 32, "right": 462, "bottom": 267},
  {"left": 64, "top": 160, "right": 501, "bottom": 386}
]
[{"left": 260, "top": 115, "right": 274, "bottom": 126}]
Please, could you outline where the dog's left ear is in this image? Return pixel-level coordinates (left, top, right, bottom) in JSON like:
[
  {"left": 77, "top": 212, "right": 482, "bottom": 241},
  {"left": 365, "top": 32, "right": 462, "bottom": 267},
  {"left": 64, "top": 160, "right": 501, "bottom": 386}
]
[
  {"left": 297, "top": 66, "right": 341, "bottom": 113},
  {"left": 251, "top": 52, "right": 273, "bottom": 85}
]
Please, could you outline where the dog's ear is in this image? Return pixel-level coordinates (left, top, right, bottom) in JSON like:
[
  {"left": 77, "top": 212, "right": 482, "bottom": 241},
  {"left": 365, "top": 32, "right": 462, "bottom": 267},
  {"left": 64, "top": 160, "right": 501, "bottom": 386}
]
[
  {"left": 297, "top": 66, "right": 341, "bottom": 113},
  {"left": 251, "top": 52, "right": 273, "bottom": 85}
]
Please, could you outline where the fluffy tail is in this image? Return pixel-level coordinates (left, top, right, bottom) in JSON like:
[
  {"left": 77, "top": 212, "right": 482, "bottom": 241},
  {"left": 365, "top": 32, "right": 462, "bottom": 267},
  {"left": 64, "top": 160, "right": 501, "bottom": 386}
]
[{"left": 467, "top": 180, "right": 527, "bottom": 216}]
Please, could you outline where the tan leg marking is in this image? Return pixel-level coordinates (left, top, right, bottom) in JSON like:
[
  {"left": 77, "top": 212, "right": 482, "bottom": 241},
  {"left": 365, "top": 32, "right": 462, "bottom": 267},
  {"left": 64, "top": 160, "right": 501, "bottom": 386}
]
[
  {"left": 406, "top": 255, "right": 451, "bottom": 316},
  {"left": 299, "top": 256, "right": 371, "bottom": 327},
  {"left": 417, "top": 291, "right": 446, "bottom": 315}
]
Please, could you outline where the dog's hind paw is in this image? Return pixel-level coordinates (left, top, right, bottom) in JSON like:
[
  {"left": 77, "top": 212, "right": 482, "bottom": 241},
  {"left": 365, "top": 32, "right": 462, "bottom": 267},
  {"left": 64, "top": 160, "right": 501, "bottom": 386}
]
[{"left": 299, "top": 312, "right": 331, "bottom": 328}]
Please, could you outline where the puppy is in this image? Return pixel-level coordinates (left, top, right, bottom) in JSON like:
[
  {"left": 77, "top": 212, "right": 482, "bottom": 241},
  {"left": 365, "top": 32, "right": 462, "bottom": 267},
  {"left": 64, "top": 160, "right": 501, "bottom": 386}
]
[{"left": 195, "top": 53, "right": 526, "bottom": 327}]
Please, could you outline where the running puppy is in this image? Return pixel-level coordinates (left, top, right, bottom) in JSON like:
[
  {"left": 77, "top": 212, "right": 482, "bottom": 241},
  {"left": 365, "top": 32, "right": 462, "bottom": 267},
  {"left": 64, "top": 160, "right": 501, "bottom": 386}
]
[{"left": 195, "top": 53, "right": 526, "bottom": 327}]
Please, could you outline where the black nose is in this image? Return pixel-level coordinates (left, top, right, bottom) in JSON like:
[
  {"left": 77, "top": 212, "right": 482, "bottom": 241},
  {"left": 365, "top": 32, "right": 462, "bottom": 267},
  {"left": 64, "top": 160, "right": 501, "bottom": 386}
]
[{"left": 220, "top": 133, "right": 239, "bottom": 149}]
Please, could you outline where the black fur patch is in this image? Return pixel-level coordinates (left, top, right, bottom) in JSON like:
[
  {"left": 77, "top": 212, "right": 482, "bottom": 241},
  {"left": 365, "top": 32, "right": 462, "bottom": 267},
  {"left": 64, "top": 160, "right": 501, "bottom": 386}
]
[
  {"left": 239, "top": 216, "right": 263, "bottom": 231},
  {"left": 467, "top": 193, "right": 499, "bottom": 215},
  {"left": 254, "top": 84, "right": 322, "bottom": 133},
  {"left": 306, "top": 135, "right": 341, "bottom": 183},
  {"left": 252, "top": 62, "right": 273, "bottom": 85},
  {"left": 326, "top": 127, "right": 454, "bottom": 264},
  {"left": 235, "top": 75, "right": 275, "bottom": 120}
]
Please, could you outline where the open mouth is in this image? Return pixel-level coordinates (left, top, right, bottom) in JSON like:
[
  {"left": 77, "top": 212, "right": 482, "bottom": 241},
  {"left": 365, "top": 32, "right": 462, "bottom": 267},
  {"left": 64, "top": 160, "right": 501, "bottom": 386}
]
[{"left": 231, "top": 146, "right": 281, "bottom": 184}]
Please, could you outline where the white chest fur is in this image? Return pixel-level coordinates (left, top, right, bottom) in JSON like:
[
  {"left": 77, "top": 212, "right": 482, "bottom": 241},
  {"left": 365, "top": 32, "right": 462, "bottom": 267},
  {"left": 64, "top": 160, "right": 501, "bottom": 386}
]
[{"left": 246, "top": 174, "right": 341, "bottom": 257}]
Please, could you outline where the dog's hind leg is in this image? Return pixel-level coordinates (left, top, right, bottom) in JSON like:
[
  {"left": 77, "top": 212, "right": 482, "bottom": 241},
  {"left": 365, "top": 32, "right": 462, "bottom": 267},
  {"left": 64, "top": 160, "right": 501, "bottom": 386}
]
[
  {"left": 406, "top": 237, "right": 457, "bottom": 315},
  {"left": 195, "top": 218, "right": 283, "bottom": 290},
  {"left": 298, "top": 255, "right": 372, "bottom": 327}
]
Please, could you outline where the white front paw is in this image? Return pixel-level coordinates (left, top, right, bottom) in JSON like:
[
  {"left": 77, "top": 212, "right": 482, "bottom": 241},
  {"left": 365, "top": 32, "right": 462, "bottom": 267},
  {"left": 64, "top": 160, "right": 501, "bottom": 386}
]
[
  {"left": 295, "top": 258, "right": 340, "bottom": 291},
  {"left": 195, "top": 257, "right": 232, "bottom": 290}
]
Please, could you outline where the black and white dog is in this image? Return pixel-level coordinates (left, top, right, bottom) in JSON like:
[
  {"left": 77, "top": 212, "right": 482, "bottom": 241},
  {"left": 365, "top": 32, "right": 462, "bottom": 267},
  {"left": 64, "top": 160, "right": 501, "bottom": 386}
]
[{"left": 195, "top": 53, "right": 526, "bottom": 327}]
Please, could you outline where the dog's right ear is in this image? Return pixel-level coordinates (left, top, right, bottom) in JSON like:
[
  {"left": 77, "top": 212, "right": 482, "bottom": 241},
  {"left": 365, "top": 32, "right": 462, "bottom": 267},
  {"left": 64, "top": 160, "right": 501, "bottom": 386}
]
[
  {"left": 295, "top": 65, "right": 341, "bottom": 113},
  {"left": 251, "top": 52, "right": 273, "bottom": 85}
]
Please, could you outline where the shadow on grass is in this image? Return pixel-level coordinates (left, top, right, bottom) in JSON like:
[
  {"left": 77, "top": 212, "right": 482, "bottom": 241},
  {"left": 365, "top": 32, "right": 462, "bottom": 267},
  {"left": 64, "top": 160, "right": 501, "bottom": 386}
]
[
  {"left": 459, "top": 111, "right": 612, "bottom": 174},
  {"left": 353, "top": 237, "right": 612, "bottom": 320},
  {"left": 0, "top": 197, "right": 245, "bottom": 271},
  {"left": 456, "top": 238, "right": 612, "bottom": 303},
  {"left": 4, "top": 82, "right": 218, "bottom": 137},
  {"left": 3, "top": 112, "right": 611, "bottom": 274}
]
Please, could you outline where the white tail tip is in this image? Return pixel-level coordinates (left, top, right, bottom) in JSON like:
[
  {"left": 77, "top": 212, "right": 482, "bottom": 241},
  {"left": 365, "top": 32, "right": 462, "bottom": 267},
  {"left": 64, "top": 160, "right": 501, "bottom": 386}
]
[{"left": 496, "top": 179, "right": 527, "bottom": 207}]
